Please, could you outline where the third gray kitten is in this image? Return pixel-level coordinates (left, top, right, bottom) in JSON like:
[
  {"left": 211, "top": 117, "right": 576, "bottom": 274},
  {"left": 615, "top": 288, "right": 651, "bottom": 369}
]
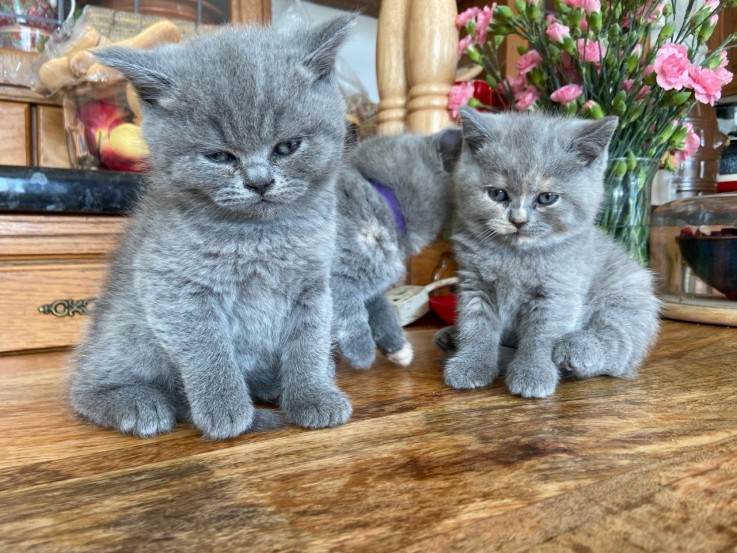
[
  {"left": 70, "top": 17, "right": 355, "bottom": 438},
  {"left": 332, "top": 130, "right": 462, "bottom": 369},
  {"left": 444, "top": 109, "right": 660, "bottom": 398}
]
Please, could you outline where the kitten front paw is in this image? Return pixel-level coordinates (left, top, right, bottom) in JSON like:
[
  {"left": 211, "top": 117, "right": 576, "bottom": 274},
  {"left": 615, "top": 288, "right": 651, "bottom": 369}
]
[
  {"left": 444, "top": 354, "right": 497, "bottom": 389},
  {"left": 191, "top": 392, "right": 255, "bottom": 440},
  {"left": 285, "top": 386, "right": 352, "bottom": 429},
  {"left": 385, "top": 341, "right": 413, "bottom": 367},
  {"left": 506, "top": 358, "right": 558, "bottom": 398},
  {"left": 552, "top": 332, "right": 610, "bottom": 378},
  {"left": 339, "top": 332, "right": 377, "bottom": 369}
]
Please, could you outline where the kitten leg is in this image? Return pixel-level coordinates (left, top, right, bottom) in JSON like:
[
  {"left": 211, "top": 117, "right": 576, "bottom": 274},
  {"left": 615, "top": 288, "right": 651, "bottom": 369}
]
[
  {"left": 333, "top": 286, "right": 377, "bottom": 369},
  {"left": 147, "top": 289, "right": 259, "bottom": 440},
  {"left": 506, "top": 301, "right": 578, "bottom": 398},
  {"left": 366, "top": 294, "right": 413, "bottom": 367},
  {"left": 552, "top": 308, "right": 658, "bottom": 379},
  {"left": 71, "top": 380, "right": 177, "bottom": 437},
  {"left": 281, "top": 282, "right": 352, "bottom": 429},
  {"left": 444, "top": 283, "right": 500, "bottom": 389},
  {"left": 434, "top": 325, "right": 457, "bottom": 352}
]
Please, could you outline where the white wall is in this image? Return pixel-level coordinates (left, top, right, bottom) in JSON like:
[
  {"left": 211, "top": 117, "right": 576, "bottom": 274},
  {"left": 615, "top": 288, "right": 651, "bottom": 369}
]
[{"left": 271, "top": 0, "right": 379, "bottom": 102}]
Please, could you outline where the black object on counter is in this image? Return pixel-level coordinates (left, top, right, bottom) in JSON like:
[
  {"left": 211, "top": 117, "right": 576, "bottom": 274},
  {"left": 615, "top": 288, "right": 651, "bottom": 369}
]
[{"left": 0, "top": 166, "right": 145, "bottom": 214}]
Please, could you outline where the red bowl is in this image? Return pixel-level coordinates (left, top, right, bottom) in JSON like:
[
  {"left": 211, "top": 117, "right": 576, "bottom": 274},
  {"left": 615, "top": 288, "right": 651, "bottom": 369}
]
[{"left": 429, "top": 294, "right": 457, "bottom": 325}]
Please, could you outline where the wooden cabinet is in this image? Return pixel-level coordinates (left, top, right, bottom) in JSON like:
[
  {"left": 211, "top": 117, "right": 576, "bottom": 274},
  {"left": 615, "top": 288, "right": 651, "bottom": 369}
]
[
  {"left": 709, "top": 6, "right": 737, "bottom": 98},
  {"left": 0, "top": 101, "right": 31, "bottom": 166},
  {"left": 0, "top": 215, "right": 126, "bottom": 354}
]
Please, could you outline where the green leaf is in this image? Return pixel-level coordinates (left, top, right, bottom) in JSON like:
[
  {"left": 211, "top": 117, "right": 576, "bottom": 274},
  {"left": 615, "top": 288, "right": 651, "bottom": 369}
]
[{"left": 658, "top": 21, "right": 676, "bottom": 43}]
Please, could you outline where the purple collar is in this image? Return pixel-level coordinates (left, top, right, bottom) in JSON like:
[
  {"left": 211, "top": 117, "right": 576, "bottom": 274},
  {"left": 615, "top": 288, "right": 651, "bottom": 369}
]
[{"left": 369, "top": 178, "right": 406, "bottom": 234}]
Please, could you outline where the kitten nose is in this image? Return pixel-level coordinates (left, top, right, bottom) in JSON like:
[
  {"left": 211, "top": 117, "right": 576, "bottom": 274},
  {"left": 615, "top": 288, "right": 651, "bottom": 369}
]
[
  {"left": 243, "top": 164, "right": 274, "bottom": 196},
  {"left": 511, "top": 220, "right": 527, "bottom": 229},
  {"left": 245, "top": 178, "right": 275, "bottom": 196}
]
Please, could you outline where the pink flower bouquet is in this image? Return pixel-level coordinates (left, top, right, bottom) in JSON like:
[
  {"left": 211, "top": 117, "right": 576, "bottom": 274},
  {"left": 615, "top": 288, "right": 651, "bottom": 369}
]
[{"left": 451, "top": 0, "right": 737, "bottom": 263}]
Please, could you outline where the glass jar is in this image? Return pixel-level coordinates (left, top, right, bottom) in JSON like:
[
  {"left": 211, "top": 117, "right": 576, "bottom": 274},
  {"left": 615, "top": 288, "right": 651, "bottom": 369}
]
[
  {"left": 650, "top": 192, "right": 737, "bottom": 325},
  {"left": 62, "top": 82, "right": 148, "bottom": 172}
]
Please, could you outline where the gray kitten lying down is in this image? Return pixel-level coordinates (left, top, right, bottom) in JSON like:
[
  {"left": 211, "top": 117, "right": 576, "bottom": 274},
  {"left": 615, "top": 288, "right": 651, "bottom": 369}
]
[
  {"left": 71, "top": 17, "right": 356, "bottom": 438},
  {"left": 332, "top": 130, "right": 462, "bottom": 369},
  {"left": 443, "top": 109, "right": 660, "bottom": 398}
]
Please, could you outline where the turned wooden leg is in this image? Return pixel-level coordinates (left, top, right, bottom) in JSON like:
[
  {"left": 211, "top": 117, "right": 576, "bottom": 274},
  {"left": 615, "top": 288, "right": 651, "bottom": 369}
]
[
  {"left": 405, "top": 0, "right": 458, "bottom": 134},
  {"left": 376, "top": 0, "right": 410, "bottom": 136}
]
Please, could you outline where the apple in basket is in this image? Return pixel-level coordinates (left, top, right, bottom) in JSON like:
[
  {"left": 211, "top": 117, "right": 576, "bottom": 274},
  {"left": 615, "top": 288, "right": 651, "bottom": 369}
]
[{"left": 99, "top": 123, "right": 149, "bottom": 172}]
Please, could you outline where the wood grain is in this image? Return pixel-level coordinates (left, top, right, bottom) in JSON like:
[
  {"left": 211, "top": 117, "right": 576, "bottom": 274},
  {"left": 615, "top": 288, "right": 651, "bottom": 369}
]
[
  {"left": 0, "top": 214, "right": 126, "bottom": 259},
  {"left": 35, "top": 105, "right": 71, "bottom": 169},
  {"left": 0, "top": 320, "right": 736, "bottom": 551},
  {"left": 0, "top": 100, "right": 31, "bottom": 166}
]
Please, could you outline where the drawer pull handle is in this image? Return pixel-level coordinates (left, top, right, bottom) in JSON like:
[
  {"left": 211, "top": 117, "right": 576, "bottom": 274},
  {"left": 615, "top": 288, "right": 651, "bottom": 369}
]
[{"left": 38, "top": 298, "right": 96, "bottom": 318}]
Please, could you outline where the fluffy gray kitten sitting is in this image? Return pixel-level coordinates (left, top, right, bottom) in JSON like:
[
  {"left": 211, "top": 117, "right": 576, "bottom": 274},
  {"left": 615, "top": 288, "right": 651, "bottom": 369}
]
[
  {"left": 71, "top": 17, "right": 356, "bottom": 438},
  {"left": 332, "top": 130, "right": 462, "bottom": 369},
  {"left": 444, "top": 108, "right": 660, "bottom": 398}
]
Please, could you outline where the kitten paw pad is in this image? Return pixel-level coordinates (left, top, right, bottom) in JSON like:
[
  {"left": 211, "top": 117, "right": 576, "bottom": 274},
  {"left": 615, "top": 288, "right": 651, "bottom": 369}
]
[
  {"left": 286, "top": 388, "right": 352, "bottom": 429},
  {"left": 444, "top": 356, "right": 495, "bottom": 389},
  {"left": 386, "top": 342, "right": 413, "bottom": 367},
  {"left": 506, "top": 361, "right": 558, "bottom": 398}
]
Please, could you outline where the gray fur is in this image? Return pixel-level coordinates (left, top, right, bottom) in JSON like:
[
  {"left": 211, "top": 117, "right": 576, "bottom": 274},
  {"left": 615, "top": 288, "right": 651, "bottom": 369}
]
[
  {"left": 332, "top": 130, "right": 461, "bottom": 368},
  {"left": 444, "top": 109, "right": 660, "bottom": 398},
  {"left": 71, "top": 17, "right": 356, "bottom": 438}
]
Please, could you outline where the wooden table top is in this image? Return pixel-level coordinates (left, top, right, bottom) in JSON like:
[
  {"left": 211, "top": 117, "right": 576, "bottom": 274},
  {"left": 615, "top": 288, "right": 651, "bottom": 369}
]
[{"left": 1, "top": 320, "right": 736, "bottom": 552}]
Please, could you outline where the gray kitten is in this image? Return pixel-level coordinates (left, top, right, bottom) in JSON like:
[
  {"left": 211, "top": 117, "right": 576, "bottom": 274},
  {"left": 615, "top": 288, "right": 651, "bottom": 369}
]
[
  {"left": 71, "top": 17, "right": 356, "bottom": 438},
  {"left": 332, "top": 130, "right": 462, "bottom": 369},
  {"left": 444, "top": 109, "right": 660, "bottom": 398}
]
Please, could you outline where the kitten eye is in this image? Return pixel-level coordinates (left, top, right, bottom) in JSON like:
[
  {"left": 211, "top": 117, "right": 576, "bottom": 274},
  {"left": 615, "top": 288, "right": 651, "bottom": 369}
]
[
  {"left": 536, "top": 192, "right": 559, "bottom": 206},
  {"left": 488, "top": 188, "right": 509, "bottom": 202},
  {"left": 205, "top": 151, "right": 237, "bottom": 164},
  {"left": 273, "top": 139, "right": 302, "bottom": 156}
]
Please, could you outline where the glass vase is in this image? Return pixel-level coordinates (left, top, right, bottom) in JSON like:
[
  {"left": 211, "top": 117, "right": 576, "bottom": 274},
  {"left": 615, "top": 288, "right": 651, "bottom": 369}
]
[{"left": 597, "top": 157, "right": 659, "bottom": 266}]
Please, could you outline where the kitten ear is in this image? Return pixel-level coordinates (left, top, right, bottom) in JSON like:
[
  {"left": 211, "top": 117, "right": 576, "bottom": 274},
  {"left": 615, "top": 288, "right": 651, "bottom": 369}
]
[
  {"left": 458, "top": 107, "right": 493, "bottom": 152},
  {"left": 569, "top": 116, "right": 619, "bottom": 165},
  {"left": 94, "top": 46, "right": 174, "bottom": 107},
  {"left": 433, "top": 127, "right": 463, "bottom": 172},
  {"left": 302, "top": 15, "right": 357, "bottom": 81}
]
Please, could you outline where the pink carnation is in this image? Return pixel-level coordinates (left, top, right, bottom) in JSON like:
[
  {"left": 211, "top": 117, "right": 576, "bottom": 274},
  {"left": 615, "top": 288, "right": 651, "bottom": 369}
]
[
  {"left": 623, "top": 79, "right": 652, "bottom": 100},
  {"left": 704, "top": 0, "right": 719, "bottom": 12},
  {"left": 546, "top": 22, "right": 570, "bottom": 43},
  {"left": 448, "top": 82, "right": 475, "bottom": 119},
  {"left": 564, "top": 0, "right": 600, "bottom": 14},
  {"left": 455, "top": 7, "right": 480, "bottom": 29},
  {"left": 517, "top": 50, "right": 543, "bottom": 74},
  {"left": 688, "top": 65, "right": 723, "bottom": 105},
  {"left": 505, "top": 73, "right": 527, "bottom": 95},
  {"left": 458, "top": 35, "right": 474, "bottom": 60},
  {"left": 515, "top": 86, "right": 541, "bottom": 111},
  {"left": 476, "top": 4, "right": 495, "bottom": 43},
  {"left": 716, "top": 51, "right": 734, "bottom": 86},
  {"left": 577, "top": 39, "right": 607, "bottom": 65},
  {"left": 550, "top": 84, "right": 583, "bottom": 104},
  {"left": 546, "top": 13, "right": 556, "bottom": 24},
  {"left": 653, "top": 43, "right": 691, "bottom": 90},
  {"left": 674, "top": 123, "right": 701, "bottom": 165}
]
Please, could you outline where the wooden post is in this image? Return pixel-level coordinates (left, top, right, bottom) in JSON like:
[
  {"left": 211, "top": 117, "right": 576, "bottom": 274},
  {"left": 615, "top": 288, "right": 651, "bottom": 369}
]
[
  {"left": 376, "top": 0, "right": 410, "bottom": 136},
  {"left": 230, "top": 0, "right": 271, "bottom": 24},
  {"left": 405, "top": 0, "right": 458, "bottom": 134}
]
